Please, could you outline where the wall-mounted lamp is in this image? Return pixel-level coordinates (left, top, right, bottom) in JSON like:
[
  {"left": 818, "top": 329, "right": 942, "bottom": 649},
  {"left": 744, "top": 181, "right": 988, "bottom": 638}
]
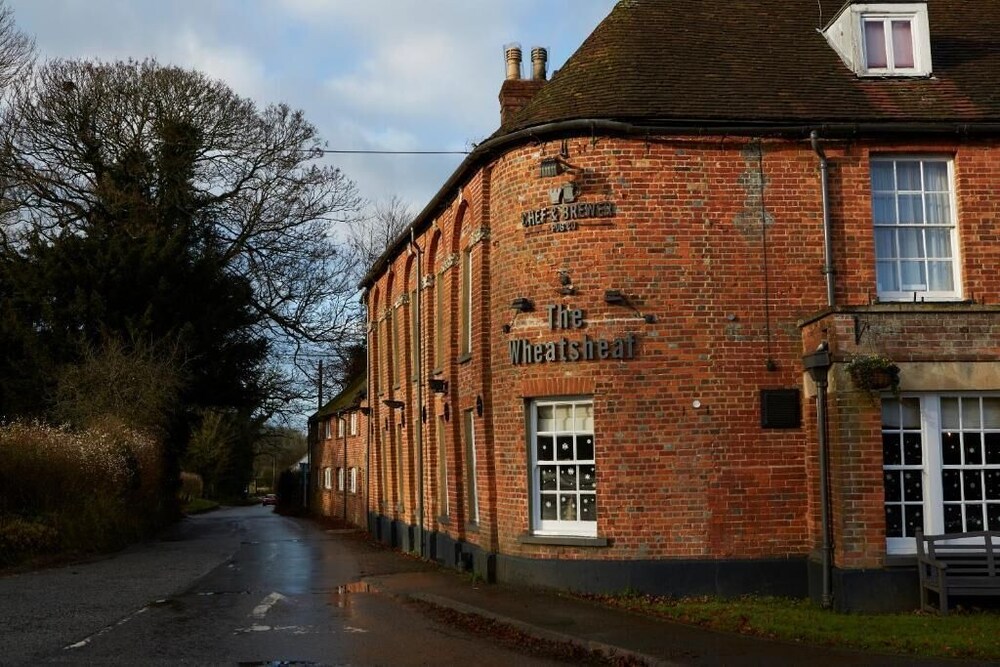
[
  {"left": 503, "top": 297, "right": 535, "bottom": 333},
  {"left": 604, "top": 289, "right": 657, "bottom": 323},
  {"left": 604, "top": 289, "right": 626, "bottom": 305},
  {"left": 511, "top": 297, "right": 534, "bottom": 312},
  {"left": 359, "top": 406, "right": 371, "bottom": 416},
  {"left": 540, "top": 157, "right": 562, "bottom": 178},
  {"left": 382, "top": 398, "right": 405, "bottom": 426},
  {"left": 429, "top": 378, "right": 448, "bottom": 394}
]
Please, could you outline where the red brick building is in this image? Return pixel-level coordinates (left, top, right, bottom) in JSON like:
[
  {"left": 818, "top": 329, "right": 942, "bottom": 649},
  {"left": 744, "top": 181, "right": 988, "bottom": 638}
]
[
  {"left": 310, "top": 374, "right": 368, "bottom": 528},
  {"left": 357, "top": 0, "right": 1000, "bottom": 611}
]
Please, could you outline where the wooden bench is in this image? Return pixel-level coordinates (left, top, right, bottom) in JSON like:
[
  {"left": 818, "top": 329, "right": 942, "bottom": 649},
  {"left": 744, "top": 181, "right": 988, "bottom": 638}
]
[{"left": 916, "top": 529, "right": 1000, "bottom": 614}]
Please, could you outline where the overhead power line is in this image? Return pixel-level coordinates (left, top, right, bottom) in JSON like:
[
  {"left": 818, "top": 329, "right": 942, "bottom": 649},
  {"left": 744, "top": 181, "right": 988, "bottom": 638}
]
[{"left": 318, "top": 149, "right": 470, "bottom": 155}]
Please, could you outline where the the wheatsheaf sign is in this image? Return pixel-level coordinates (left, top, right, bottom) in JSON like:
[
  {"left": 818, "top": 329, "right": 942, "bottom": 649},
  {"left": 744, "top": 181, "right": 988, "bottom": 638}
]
[{"left": 509, "top": 304, "right": 638, "bottom": 365}]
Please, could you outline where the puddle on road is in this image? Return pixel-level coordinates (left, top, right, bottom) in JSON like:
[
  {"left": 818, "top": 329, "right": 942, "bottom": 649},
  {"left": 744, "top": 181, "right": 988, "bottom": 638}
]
[{"left": 329, "top": 581, "right": 375, "bottom": 609}]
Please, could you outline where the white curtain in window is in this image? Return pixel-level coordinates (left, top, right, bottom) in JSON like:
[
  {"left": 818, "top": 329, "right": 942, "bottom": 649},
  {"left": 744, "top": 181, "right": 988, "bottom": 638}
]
[
  {"left": 891, "top": 21, "right": 914, "bottom": 68},
  {"left": 864, "top": 21, "right": 888, "bottom": 68}
]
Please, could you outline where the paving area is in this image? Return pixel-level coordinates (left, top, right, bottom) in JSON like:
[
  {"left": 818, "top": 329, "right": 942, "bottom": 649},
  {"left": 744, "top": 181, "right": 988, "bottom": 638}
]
[{"left": 362, "top": 549, "right": 983, "bottom": 667}]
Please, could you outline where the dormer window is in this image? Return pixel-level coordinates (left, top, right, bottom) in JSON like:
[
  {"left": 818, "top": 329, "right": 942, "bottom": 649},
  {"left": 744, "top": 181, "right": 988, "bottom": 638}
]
[
  {"left": 863, "top": 16, "right": 915, "bottom": 72},
  {"left": 822, "top": 2, "right": 932, "bottom": 78}
]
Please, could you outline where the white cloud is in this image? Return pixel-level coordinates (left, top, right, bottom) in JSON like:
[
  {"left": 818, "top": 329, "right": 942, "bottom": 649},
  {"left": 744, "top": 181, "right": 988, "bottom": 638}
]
[{"left": 171, "top": 28, "right": 267, "bottom": 100}]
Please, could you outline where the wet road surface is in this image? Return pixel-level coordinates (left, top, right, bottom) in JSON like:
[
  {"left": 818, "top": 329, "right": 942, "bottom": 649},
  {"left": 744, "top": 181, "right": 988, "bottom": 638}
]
[{"left": 1, "top": 506, "right": 565, "bottom": 665}]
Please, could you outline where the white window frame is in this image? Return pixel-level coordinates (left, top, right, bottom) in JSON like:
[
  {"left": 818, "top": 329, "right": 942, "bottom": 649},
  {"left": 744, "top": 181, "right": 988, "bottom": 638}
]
[
  {"left": 337, "top": 466, "right": 345, "bottom": 492},
  {"left": 349, "top": 467, "right": 357, "bottom": 494},
  {"left": 871, "top": 156, "right": 961, "bottom": 302},
  {"left": 337, "top": 417, "right": 346, "bottom": 438},
  {"left": 323, "top": 467, "right": 332, "bottom": 490},
  {"left": 882, "top": 394, "right": 1000, "bottom": 555},
  {"left": 529, "top": 398, "right": 597, "bottom": 537},
  {"left": 862, "top": 14, "right": 919, "bottom": 75},
  {"left": 323, "top": 419, "right": 331, "bottom": 440},
  {"left": 350, "top": 412, "right": 358, "bottom": 436}
]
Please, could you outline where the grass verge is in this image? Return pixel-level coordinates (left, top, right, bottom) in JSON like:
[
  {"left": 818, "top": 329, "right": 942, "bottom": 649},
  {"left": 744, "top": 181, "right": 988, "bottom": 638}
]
[
  {"left": 586, "top": 593, "right": 1000, "bottom": 661},
  {"left": 182, "top": 498, "right": 219, "bottom": 515}
]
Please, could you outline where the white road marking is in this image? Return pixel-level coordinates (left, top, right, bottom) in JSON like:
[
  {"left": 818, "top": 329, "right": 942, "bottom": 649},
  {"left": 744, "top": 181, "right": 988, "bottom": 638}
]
[
  {"left": 344, "top": 626, "right": 368, "bottom": 634},
  {"left": 63, "top": 606, "right": 150, "bottom": 650},
  {"left": 251, "top": 591, "right": 287, "bottom": 619}
]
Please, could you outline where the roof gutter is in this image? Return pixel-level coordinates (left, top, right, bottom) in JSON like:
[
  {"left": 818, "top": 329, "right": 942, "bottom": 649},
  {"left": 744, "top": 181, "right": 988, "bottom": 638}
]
[{"left": 360, "top": 117, "right": 1000, "bottom": 288}]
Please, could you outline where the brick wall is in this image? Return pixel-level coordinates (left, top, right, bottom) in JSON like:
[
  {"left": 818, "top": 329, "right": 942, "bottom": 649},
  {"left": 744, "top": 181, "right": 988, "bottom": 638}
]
[{"left": 364, "top": 132, "right": 1000, "bottom": 570}]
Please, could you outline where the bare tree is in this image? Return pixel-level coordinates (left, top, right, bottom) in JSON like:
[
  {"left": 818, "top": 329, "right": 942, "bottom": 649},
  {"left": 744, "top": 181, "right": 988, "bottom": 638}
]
[
  {"left": 0, "top": 58, "right": 363, "bottom": 351},
  {"left": 0, "top": 1, "right": 33, "bottom": 95},
  {"left": 348, "top": 195, "right": 413, "bottom": 278}
]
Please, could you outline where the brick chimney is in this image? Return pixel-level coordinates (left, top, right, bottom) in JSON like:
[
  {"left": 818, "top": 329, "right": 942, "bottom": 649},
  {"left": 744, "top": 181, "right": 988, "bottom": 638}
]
[{"left": 499, "top": 44, "right": 547, "bottom": 126}]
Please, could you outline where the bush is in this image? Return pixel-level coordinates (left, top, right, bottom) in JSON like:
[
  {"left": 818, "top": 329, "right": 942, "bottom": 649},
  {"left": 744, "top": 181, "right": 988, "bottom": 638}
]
[
  {"left": 179, "top": 471, "right": 204, "bottom": 503},
  {"left": 0, "top": 419, "right": 166, "bottom": 564}
]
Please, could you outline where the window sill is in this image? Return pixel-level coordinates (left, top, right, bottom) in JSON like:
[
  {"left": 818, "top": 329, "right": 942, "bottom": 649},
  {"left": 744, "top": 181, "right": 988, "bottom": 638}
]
[
  {"left": 457, "top": 353, "right": 472, "bottom": 365},
  {"left": 517, "top": 533, "right": 609, "bottom": 547},
  {"left": 884, "top": 554, "right": 917, "bottom": 568}
]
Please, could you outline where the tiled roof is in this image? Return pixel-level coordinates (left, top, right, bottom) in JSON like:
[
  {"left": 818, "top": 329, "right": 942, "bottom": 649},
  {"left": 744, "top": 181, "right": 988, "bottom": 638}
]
[
  {"left": 314, "top": 373, "right": 367, "bottom": 419},
  {"left": 501, "top": 0, "right": 1000, "bottom": 133}
]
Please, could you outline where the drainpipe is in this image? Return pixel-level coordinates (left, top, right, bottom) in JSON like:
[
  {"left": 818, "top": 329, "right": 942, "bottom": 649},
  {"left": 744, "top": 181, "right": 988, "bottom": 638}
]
[
  {"left": 810, "top": 130, "right": 835, "bottom": 307},
  {"left": 341, "top": 411, "right": 348, "bottom": 522},
  {"left": 361, "top": 289, "right": 372, "bottom": 535},
  {"left": 409, "top": 229, "right": 425, "bottom": 558},
  {"left": 804, "top": 342, "right": 834, "bottom": 609}
]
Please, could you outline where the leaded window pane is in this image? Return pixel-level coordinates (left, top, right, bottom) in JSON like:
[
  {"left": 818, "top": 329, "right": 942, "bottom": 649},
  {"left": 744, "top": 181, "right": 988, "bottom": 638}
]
[
  {"left": 903, "top": 433, "right": 922, "bottom": 465},
  {"left": 901, "top": 398, "right": 921, "bottom": 428},
  {"left": 944, "top": 504, "right": 963, "bottom": 533},
  {"left": 984, "top": 399, "right": 1000, "bottom": 429},
  {"left": 942, "top": 469, "right": 961, "bottom": 502},
  {"left": 963, "top": 399, "right": 982, "bottom": 429},
  {"left": 556, "top": 435, "right": 574, "bottom": 461},
  {"left": 883, "top": 433, "right": 901, "bottom": 465},
  {"left": 986, "top": 433, "right": 1000, "bottom": 464},
  {"left": 942, "top": 398, "right": 960, "bottom": 430},
  {"left": 966, "top": 433, "right": 983, "bottom": 465},
  {"left": 537, "top": 436, "right": 554, "bottom": 461},
  {"left": 560, "top": 465, "right": 577, "bottom": 490},
  {"left": 927, "top": 262, "right": 954, "bottom": 292},
  {"left": 541, "top": 494, "right": 557, "bottom": 520},
  {"left": 964, "top": 470, "right": 983, "bottom": 501},
  {"left": 904, "top": 505, "right": 923, "bottom": 537},
  {"left": 885, "top": 505, "right": 903, "bottom": 537}
]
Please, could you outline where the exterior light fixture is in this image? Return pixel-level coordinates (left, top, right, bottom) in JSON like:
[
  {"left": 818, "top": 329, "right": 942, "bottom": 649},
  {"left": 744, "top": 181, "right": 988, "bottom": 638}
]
[
  {"left": 382, "top": 399, "right": 405, "bottom": 410},
  {"left": 429, "top": 378, "right": 448, "bottom": 394},
  {"left": 511, "top": 297, "right": 534, "bottom": 312},
  {"left": 539, "top": 157, "right": 562, "bottom": 178},
  {"left": 604, "top": 289, "right": 626, "bottom": 305},
  {"left": 605, "top": 289, "right": 657, "bottom": 323}
]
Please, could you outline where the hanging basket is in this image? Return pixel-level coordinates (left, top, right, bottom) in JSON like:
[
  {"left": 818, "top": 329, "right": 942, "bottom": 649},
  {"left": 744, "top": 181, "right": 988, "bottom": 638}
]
[{"left": 846, "top": 355, "right": 900, "bottom": 393}]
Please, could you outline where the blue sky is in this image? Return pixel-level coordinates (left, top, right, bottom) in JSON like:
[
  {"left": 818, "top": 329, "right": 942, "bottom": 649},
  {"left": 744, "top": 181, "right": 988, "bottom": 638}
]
[{"left": 7, "top": 0, "right": 617, "bottom": 212}]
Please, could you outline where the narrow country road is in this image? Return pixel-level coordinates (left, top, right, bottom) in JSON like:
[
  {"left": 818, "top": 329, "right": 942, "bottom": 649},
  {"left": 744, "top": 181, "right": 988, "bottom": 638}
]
[{"left": 0, "top": 506, "right": 563, "bottom": 665}]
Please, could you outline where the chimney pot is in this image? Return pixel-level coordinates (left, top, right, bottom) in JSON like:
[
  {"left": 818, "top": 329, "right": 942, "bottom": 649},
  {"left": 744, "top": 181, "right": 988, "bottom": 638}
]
[
  {"left": 504, "top": 43, "right": 522, "bottom": 80},
  {"left": 531, "top": 47, "right": 548, "bottom": 81}
]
